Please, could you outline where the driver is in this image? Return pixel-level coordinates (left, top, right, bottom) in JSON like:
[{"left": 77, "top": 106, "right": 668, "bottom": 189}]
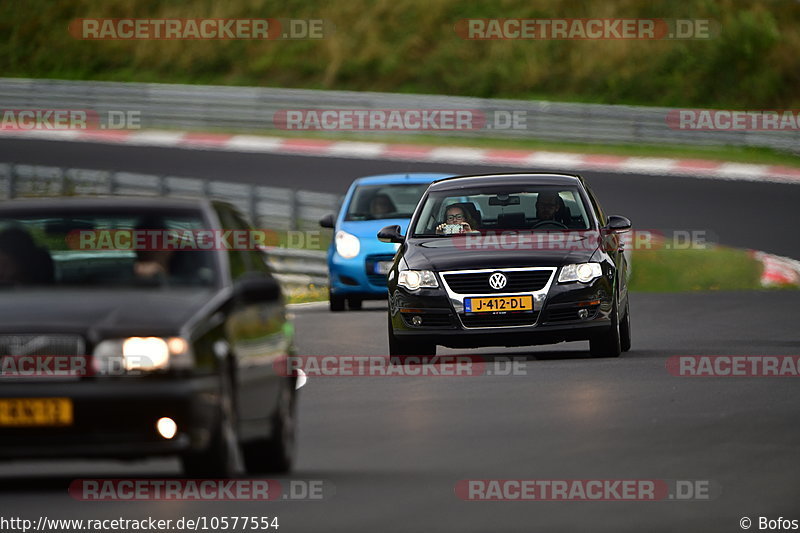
[
  {"left": 436, "top": 204, "right": 478, "bottom": 234},
  {"left": 535, "top": 191, "right": 561, "bottom": 222},
  {"left": 369, "top": 194, "right": 396, "bottom": 217}
]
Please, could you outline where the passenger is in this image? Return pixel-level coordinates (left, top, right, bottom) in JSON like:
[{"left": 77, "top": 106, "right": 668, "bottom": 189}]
[{"left": 436, "top": 205, "right": 478, "bottom": 235}]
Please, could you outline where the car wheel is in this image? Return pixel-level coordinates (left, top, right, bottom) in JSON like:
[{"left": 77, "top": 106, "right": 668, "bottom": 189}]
[
  {"left": 589, "top": 298, "right": 621, "bottom": 358},
  {"left": 329, "top": 292, "right": 345, "bottom": 312},
  {"left": 347, "top": 297, "right": 363, "bottom": 311},
  {"left": 181, "top": 368, "right": 244, "bottom": 478},
  {"left": 243, "top": 379, "right": 296, "bottom": 474},
  {"left": 387, "top": 314, "right": 436, "bottom": 363},
  {"left": 619, "top": 299, "right": 631, "bottom": 352}
]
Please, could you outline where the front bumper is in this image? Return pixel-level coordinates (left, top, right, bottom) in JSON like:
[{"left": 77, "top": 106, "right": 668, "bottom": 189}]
[
  {"left": 329, "top": 250, "right": 393, "bottom": 299},
  {"left": 0, "top": 374, "right": 220, "bottom": 460},
  {"left": 390, "top": 270, "right": 614, "bottom": 349}
]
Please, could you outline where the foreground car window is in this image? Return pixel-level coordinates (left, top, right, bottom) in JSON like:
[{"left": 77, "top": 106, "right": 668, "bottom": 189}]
[
  {"left": 0, "top": 211, "right": 218, "bottom": 287},
  {"left": 345, "top": 183, "right": 431, "bottom": 221},
  {"left": 412, "top": 186, "right": 592, "bottom": 235}
]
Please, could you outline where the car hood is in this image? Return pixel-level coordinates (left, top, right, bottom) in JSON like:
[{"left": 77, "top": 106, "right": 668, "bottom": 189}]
[
  {"left": 404, "top": 234, "right": 600, "bottom": 271},
  {"left": 0, "top": 287, "right": 219, "bottom": 338}
]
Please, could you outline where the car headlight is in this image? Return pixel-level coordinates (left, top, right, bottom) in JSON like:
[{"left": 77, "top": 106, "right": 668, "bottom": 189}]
[
  {"left": 335, "top": 230, "right": 361, "bottom": 259},
  {"left": 92, "top": 337, "right": 193, "bottom": 375},
  {"left": 398, "top": 270, "right": 438, "bottom": 290},
  {"left": 558, "top": 263, "right": 603, "bottom": 283}
]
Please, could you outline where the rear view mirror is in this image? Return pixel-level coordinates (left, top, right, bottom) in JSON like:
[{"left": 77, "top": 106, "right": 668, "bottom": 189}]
[
  {"left": 377, "top": 225, "right": 404, "bottom": 244},
  {"left": 606, "top": 215, "right": 632, "bottom": 233},
  {"left": 319, "top": 214, "right": 335, "bottom": 229},
  {"left": 489, "top": 195, "right": 520, "bottom": 206},
  {"left": 233, "top": 275, "right": 281, "bottom": 303}
]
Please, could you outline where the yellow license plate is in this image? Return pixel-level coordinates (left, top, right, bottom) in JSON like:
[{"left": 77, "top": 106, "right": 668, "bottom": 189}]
[
  {"left": 465, "top": 295, "right": 534, "bottom": 313},
  {"left": 0, "top": 398, "right": 73, "bottom": 427}
]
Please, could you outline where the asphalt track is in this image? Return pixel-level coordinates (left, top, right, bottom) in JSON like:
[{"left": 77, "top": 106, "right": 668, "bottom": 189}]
[
  {"left": 0, "top": 138, "right": 799, "bottom": 532},
  {"left": 2, "top": 138, "right": 800, "bottom": 257}
]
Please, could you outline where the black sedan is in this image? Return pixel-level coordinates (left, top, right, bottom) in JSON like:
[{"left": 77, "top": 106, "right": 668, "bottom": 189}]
[
  {"left": 0, "top": 196, "right": 296, "bottom": 476},
  {"left": 380, "top": 173, "right": 632, "bottom": 358}
]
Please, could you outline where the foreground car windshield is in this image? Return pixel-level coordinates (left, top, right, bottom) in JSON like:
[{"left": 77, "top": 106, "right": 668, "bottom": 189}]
[
  {"left": 345, "top": 183, "right": 431, "bottom": 221},
  {"left": 0, "top": 209, "right": 218, "bottom": 287},
  {"left": 412, "top": 186, "right": 592, "bottom": 236}
]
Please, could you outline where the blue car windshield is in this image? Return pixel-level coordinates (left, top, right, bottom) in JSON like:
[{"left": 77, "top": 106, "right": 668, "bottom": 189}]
[{"left": 345, "top": 183, "right": 430, "bottom": 221}]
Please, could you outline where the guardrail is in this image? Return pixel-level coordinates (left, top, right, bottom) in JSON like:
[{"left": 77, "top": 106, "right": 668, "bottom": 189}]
[
  {"left": 1, "top": 78, "right": 798, "bottom": 153},
  {"left": 0, "top": 162, "right": 335, "bottom": 288}
]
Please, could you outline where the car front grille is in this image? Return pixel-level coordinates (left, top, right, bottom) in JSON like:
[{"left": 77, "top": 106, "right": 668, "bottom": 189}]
[
  {"left": 460, "top": 311, "right": 539, "bottom": 328},
  {"left": 443, "top": 270, "right": 553, "bottom": 294},
  {"left": 365, "top": 254, "right": 395, "bottom": 287},
  {"left": 544, "top": 304, "right": 601, "bottom": 323},
  {"left": 0, "top": 334, "right": 86, "bottom": 357}
]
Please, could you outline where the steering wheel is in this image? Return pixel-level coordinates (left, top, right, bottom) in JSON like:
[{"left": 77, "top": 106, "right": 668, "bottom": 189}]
[{"left": 532, "top": 220, "right": 568, "bottom": 229}]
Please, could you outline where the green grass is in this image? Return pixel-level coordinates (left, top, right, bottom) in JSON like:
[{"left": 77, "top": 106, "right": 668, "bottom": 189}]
[
  {"left": 285, "top": 285, "right": 328, "bottom": 305},
  {"left": 3, "top": 0, "right": 799, "bottom": 109},
  {"left": 629, "top": 245, "right": 767, "bottom": 292}
]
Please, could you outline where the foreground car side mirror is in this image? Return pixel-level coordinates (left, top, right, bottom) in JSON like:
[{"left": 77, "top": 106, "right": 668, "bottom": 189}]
[
  {"left": 606, "top": 215, "right": 632, "bottom": 233},
  {"left": 319, "top": 214, "right": 335, "bottom": 229},
  {"left": 377, "top": 225, "right": 405, "bottom": 244},
  {"left": 233, "top": 275, "right": 281, "bottom": 303}
]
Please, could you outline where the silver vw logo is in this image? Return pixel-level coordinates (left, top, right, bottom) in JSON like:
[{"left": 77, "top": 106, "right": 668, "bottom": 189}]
[{"left": 489, "top": 272, "right": 507, "bottom": 290}]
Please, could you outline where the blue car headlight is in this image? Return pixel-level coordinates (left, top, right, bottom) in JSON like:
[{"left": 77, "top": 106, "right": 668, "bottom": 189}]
[{"left": 335, "top": 230, "right": 360, "bottom": 259}]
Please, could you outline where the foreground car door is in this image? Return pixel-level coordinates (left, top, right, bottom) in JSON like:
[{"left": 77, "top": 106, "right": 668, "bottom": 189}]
[{"left": 215, "top": 205, "right": 291, "bottom": 441}]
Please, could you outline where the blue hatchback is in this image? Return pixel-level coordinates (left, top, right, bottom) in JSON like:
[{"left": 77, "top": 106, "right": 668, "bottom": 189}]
[{"left": 319, "top": 173, "right": 452, "bottom": 311}]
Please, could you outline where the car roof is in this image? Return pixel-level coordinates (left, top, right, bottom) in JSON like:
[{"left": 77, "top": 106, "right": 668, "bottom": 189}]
[
  {"left": 0, "top": 195, "right": 213, "bottom": 213},
  {"left": 353, "top": 173, "right": 453, "bottom": 185},
  {"left": 428, "top": 172, "right": 584, "bottom": 191}
]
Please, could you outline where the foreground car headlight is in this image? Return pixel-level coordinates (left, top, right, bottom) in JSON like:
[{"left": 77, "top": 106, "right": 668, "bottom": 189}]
[
  {"left": 398, "top": 270, "right": 439, "bottom": 290},
  {"left": 93, "top": 337, "right": 193, "bottom": 374},
  {"left": 335, "top": 230, "right": 361, "bottom": 259},
  {"left": 558, "top": 263, "right": 603, "bottom": 283}
]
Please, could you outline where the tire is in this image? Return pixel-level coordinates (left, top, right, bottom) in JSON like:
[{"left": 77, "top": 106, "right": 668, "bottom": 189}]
[
  {"left": 388, "top": 314, "right": 436, "bottom": 363},
  {"left": 243, "top": 380, "right": 296, "bottom": 474},
  {"left": 347, "top": 297, "right": 363, "bottom": 311},
  {"left": 589, "top": 298, "right": 622, "bottom": 358},
  {"left": 329, "top": 292, "right": 345, "bottom": 312},
  {"left": 181, "top": 369, "right": 244, "bottom": 478},
  {"left": 619, "top": 299, "right": 631, "bottom": 352}
]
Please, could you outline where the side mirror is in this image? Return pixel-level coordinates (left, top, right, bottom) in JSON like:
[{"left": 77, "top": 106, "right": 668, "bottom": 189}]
[
  {"left": 377, "top": 225, "right": 404, "bottom": 244},
  {"left": 319, "top": 214, "right": 335, "bottom": 229},
  {"left": 234, "top": 275, "right": 281, "bottom": 303},
  {"left": 606, "top": 215, "right": 631, "bottom": 233}
]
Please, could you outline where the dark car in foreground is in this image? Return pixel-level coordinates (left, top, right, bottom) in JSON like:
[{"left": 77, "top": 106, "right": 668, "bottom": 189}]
[
  {"left": 0, "top": 197, "right": 297, "bottom": 476},
  {"left": 380, "top": 173, "right": 632, "bottom": 358}
]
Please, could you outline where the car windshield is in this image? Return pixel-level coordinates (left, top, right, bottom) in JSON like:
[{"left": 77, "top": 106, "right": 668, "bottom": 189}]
[
  {"left": 412, "top": 185, "right": 592, "bottom": 236},
  {"left": 345, "top": 183, "right": 430, "bottom": 221},
  {"left": 0, "top": 208, "right": 218, "bottom": 288}
]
